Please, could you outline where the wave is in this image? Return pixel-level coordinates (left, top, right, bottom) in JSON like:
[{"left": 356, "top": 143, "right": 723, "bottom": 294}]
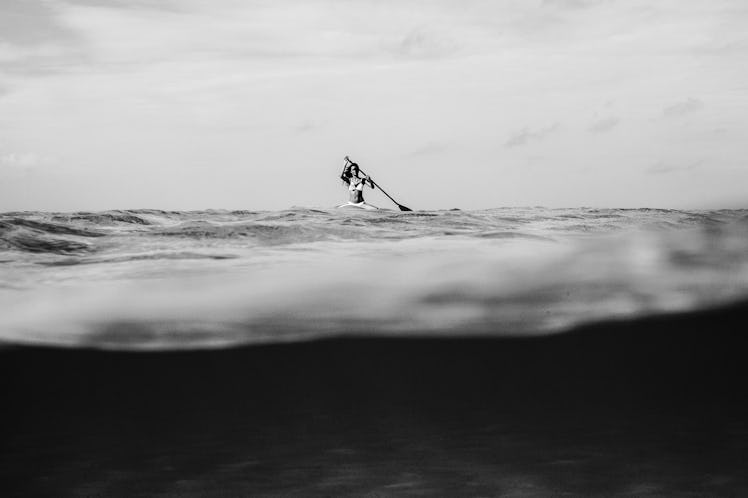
[
  {"left": 37, "top": 251, "right": 240, "bottom": 267},
  {"left": 52, "top": 211, "right": 152, "bottom": 226},
  {"left": 1, "top": 234, "right": 94, "bottom": 255},
  {"left": 0, "top": 218, "right": 100, "bottom": 255},
  {"left": 151, "top": 220, "right": 346, "bottom": 244},
  {"left": 2, "top": 207, "right": 745, "bottom": 248},
  {"left": 1, "top": 207, "right": 747, "bottom": 350},
  {"left": 1, "top": 217, "right": 105, "bottom": 237}
]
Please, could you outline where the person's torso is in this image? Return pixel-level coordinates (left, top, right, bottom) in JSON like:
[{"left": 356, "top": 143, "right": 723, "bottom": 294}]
[{"left": 348, "top": 177, "right": 364, "bottom": 191}]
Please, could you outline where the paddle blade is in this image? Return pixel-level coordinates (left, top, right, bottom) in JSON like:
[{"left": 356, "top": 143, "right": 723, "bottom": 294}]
[{"left": 369, "top": 179, "right": 412, "bottom": 211}]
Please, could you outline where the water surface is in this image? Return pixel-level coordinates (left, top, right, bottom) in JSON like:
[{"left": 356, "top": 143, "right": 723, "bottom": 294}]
[{"left": 2, "top": 207, "right": 747, "bottom": 349}]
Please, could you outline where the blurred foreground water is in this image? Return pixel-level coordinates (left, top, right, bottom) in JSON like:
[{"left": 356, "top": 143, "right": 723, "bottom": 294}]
[
  {"left": 2, "top": 207, "right": 747, "bottom": 348},
  {"left": 2, "top": 207, "right": 748, "bottom": 496}
]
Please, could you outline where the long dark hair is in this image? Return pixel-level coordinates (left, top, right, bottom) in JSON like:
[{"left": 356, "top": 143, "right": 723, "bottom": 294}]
[{"left": 341, "top": 163, "right": 359, "bottom": 184}]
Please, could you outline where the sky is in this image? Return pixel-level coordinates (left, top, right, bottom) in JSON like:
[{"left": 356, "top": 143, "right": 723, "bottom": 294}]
[{"left": 0, "top": 0, "right": 747, "bottom": 211}]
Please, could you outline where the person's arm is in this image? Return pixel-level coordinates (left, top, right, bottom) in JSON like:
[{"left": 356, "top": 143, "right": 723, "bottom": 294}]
[
  {"left": 341, "top": 157, "right": 352, "bottom": 184},
  {"left": 364, "top": 174, "right": 375, "bottom": 188}
]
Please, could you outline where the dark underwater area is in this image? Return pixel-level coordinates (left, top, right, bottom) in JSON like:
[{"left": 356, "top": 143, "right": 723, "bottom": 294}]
[{"left": 2, "top": 300, "right": 748, "bottom": 497}]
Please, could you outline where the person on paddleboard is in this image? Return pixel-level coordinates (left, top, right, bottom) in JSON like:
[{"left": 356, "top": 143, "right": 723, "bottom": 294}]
[
  {"left": 340, "top": 157, "right": 375, "bottom": 206},
  {"left": 337, "top": 156, "right": 411, "bottom": 211}
]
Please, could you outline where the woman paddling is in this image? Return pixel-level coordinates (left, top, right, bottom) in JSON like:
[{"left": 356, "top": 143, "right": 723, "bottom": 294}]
[{"left": 339, "top": 157, "right": 379, "bottom": 210}]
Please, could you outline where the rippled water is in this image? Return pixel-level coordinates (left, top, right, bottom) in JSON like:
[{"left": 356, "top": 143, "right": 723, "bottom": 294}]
[{"left": 2, "top": 207, "right": 747, "bottom": 349}]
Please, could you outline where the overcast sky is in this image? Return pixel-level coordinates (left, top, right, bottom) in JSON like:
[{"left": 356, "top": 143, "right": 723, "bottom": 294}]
[{"left": 1, "top": 0, "right": 746, "bottom": 211}]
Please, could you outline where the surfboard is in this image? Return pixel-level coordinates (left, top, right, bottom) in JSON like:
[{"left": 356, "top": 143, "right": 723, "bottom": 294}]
[{"left": 337, "top": 202, "right": 381, "bottom": 211}]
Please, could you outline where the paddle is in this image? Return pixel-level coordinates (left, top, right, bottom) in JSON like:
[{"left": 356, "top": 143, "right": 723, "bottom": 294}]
[
  {"left": 345, "top": 157, "right": 412, "bottom": 212},
  {"left": 367, "top": 178, "right": 413, "bottom": 212}
]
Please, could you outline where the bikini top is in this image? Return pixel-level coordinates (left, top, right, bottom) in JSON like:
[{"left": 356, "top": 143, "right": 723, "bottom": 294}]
[{"left": 348, "top": 178, "right": 365, "bottom": 191}]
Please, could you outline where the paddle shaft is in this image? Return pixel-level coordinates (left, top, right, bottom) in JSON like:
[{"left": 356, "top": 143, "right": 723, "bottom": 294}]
[{"left": 359, "top": 169, "right": 411, "bottom": 211}]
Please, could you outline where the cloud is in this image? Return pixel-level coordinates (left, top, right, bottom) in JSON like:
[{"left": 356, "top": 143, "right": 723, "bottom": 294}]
[
  {"left": 0, "top": 151, "right": 48, "bottom": 170},
  {"left": 294, "top": 121, "right": 322, "bottom": 134},
  {"left": 63, "top": 0, "right": 180, "bottom": 11},
  {"left": 588, "top": 116, "right": 620, "bottom": 133},
  {"left": 505, "top": 123, "right": 560, "bottom": 148},
  {"left": 0, "top": 0, "right": 76, "bottom": 46},
  {"left": 0, "top": 0, "right": 87, "bottom": 75},
  {"left": 406, "top": 141, "right": 450, "bottom": 158},
  {"left": 647, "top": 160, "right": 701, "bottom": 175},
  {"left": 4, "top": 1, "right": 743, "bottom": 79},
  {"left": 662, "top": 98, "right": 704, "bottom": 118},
  {"left": 50, "top": 1, "right": 386, "bottom": 69},
  {"left": 395, "top": 29, "right": 459, "bottom": 59},
  {"left": 542, "top": 0, "right": 605, "bottom": 9}
]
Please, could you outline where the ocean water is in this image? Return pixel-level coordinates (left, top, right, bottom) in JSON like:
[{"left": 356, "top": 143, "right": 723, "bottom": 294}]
[
  {"left": 2, "top": 207, "right": 748, "bottom": 349},
  {"left": 2, "top": 207, "right": 748, "bottom": 497}
]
